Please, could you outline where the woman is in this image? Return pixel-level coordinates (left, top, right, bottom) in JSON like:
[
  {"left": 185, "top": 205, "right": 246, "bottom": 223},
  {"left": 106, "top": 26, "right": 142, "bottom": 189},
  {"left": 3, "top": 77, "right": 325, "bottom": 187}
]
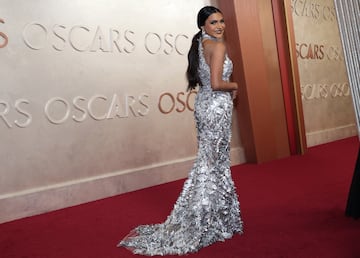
[{"left": 118, "top": 6, "right": 243, "bottom": 255}]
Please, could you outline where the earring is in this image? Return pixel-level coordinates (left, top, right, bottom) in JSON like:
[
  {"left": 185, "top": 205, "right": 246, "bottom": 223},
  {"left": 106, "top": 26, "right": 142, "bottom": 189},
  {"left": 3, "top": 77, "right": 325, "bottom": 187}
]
[{"left": 201, "top": 28, "right": 206, "bottom": 37}]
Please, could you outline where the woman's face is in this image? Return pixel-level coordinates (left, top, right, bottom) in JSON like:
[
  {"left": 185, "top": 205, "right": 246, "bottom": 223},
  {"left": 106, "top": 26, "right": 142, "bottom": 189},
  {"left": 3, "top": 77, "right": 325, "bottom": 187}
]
[{"left": 203, "top": 12, "right": 225, "bottom": 39}]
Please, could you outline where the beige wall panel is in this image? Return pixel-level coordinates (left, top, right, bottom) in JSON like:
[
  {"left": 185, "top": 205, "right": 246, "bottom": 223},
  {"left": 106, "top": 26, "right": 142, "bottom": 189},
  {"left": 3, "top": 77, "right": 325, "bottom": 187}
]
[
  {"left": 290, "top": 0, "right": 357, "bottom": 146},
  {"left": 0, "top": 0, "right": 244, "bottom": 223},
  {"left": 334, "top": 0, "right": 360, "bottom": 137}
]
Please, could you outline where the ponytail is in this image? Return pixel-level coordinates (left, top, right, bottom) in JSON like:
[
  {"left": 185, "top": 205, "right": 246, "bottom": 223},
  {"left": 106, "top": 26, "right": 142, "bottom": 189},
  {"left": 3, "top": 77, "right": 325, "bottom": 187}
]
[{"left": 186, "top": 31, "right": 202, "bottom": 91}]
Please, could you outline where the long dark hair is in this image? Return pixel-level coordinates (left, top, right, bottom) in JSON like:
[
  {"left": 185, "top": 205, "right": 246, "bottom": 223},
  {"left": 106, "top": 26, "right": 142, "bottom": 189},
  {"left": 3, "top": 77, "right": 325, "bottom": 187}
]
[{"left": 186, "top": 6, "right": 222, "bottom": 91}]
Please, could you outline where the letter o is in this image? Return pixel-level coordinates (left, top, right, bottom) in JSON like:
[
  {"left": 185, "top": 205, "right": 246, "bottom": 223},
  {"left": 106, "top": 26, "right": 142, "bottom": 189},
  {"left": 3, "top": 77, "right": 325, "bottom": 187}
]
[
  {"left": 326, "top": 46, "right": 338, "bottom": 61},
  {"left": 158, "top": 93, "right": 175, "bottom": 114},
  {"left": 22, "top": 22, "right": 48, "bottom": 50},
  {"left": 44, "top": 97, "right": 70, "bottom": 124},
  {"left": 145, "top": 32, "right": 162, "bottom": 54},
  {"left": 301, "top": 84, "right": 314, "bottom": 100}
]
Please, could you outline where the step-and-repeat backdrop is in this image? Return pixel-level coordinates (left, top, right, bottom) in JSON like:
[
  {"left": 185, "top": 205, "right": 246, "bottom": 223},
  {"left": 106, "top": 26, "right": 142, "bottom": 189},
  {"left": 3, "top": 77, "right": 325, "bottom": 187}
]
[
  {"left": 0, "top": 0, "right": 244, "bottom": 222},
  {"left": 291, "top": 0, "right": 357, "bottom": 146}
]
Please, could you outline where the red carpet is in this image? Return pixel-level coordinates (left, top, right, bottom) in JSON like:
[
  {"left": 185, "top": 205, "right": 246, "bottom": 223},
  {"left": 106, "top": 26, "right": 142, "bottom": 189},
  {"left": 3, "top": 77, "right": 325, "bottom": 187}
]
[{"left": 1, "top": 137, "right": 360, "bottom": 258}]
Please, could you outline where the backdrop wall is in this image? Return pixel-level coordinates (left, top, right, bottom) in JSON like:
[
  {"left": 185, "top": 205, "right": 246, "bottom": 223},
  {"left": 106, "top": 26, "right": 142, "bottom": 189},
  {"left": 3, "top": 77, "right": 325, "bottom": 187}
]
[
  {"left": 0, "top": 0, "right": 245, "bottom": 223},
  {"left": 290, "top": 0, "right": 357, "bottom": 146}
]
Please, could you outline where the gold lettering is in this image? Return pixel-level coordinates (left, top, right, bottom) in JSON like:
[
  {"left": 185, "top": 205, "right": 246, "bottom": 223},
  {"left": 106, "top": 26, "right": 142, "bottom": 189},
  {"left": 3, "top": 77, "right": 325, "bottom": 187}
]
[
  {"left": 158, "top": 93, "right": 175, "bottom": 114},
  {"left": 0, "top": 18, "right": 9, "bottom": 48}
]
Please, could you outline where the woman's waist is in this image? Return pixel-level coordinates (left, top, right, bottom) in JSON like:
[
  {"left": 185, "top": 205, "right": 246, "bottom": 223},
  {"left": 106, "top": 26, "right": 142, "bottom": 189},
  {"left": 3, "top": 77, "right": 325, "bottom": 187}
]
[
  {"left": 196, "top": 88, "right": 232, "bottom": 105},
  {"left": 198, "top": 86, "right": 231, "bottom": 96}
]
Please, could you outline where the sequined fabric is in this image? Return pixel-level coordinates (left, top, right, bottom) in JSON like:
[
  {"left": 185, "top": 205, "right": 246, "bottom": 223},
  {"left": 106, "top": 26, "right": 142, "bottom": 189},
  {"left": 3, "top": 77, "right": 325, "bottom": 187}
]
[{"left": 118, "top": 35, "right": 243, "bottom": 256}]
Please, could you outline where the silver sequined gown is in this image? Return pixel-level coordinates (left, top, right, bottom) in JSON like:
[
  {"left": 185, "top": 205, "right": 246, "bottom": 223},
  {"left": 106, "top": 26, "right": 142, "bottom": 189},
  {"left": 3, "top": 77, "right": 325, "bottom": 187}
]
[{"left": 118, "top": 35, "right": 243, "bottom": 256}]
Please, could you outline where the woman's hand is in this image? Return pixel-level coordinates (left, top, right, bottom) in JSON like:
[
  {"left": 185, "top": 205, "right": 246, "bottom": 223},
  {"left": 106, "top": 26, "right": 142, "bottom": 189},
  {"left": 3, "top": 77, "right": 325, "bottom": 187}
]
[
  {"left": 232, "top": 89, "right": 238, "bottom": 107},
  {"left": 232, "top": 89, "right": 238, "bottom": 100}
]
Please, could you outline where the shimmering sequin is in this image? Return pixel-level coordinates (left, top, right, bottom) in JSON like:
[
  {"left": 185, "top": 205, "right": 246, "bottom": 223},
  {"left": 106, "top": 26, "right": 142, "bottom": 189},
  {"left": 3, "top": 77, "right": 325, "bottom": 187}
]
[{"left": 118, "top": 34, "right": 243, "bottom": 256}]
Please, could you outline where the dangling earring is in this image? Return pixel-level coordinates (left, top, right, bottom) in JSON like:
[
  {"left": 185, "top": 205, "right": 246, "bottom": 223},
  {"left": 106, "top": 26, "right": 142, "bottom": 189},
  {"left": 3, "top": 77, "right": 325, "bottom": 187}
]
[{"left": 201, "top": 28, "right": 206, "bottom": 37}]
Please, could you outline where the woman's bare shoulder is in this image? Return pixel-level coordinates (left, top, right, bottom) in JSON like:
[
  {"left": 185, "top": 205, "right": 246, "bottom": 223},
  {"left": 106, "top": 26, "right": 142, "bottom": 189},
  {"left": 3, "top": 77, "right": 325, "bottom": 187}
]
[{"left": 202, "top": 39, "right": 226, "bottom": 54}]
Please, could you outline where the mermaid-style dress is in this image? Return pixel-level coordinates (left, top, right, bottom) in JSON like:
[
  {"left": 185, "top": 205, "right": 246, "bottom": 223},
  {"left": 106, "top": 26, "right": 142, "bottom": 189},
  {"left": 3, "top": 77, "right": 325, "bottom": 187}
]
[{"left": 118, "top": 35, "right": 243, "bottom": 256}]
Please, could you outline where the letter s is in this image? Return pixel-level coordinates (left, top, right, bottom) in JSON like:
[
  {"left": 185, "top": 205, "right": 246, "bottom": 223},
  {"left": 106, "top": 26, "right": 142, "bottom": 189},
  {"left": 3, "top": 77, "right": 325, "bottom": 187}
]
[
  {"left": 0, "top": 18, "right": 9, "bottom": 48},
  {"left": 14, "top": 99, "right": 32, "bottom": 128}
]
